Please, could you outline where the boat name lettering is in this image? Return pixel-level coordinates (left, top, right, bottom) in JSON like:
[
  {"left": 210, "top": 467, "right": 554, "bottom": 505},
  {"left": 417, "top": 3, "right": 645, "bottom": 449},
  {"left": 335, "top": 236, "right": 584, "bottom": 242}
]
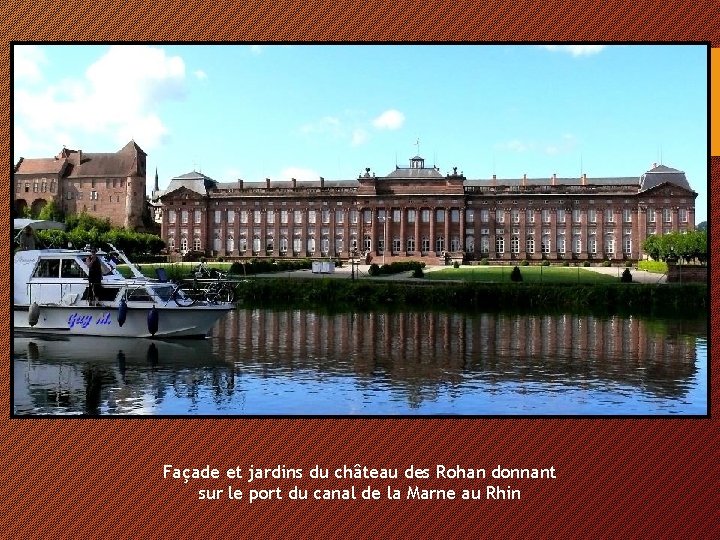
[{"left": 67, "top": 312, "right": 112, "bottom": 329}]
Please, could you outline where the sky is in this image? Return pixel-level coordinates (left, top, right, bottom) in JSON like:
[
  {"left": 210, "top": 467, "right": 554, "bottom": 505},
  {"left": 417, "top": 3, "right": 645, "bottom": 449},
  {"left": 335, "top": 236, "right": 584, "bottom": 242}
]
[{"left": 13, "top": 44, "right": 708, "bottom": 223}]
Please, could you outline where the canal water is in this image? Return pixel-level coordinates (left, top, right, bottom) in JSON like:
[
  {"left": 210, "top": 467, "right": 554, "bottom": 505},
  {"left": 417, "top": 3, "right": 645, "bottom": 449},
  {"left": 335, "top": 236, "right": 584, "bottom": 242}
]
[{"left": 13, "top": 309, "right": 707, "bottom": 416}]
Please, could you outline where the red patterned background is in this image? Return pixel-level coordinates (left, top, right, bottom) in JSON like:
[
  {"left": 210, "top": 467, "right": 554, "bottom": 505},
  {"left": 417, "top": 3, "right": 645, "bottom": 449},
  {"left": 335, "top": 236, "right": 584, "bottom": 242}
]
[{"left": 1, "top": 1, "right": 717, "bottom": 537}]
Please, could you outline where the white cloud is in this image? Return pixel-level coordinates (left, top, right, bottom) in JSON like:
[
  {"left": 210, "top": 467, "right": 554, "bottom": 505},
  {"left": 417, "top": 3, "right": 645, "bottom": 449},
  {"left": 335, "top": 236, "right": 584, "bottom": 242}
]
[
  {"left": 13, "top": 45, "right": 47, "bottom": 83},
  {"left": 194, "top": 70, "right": 207, "bottom": 80},
  {"left": 13, "top": 45, "right": 187, "bottom": 159},
  {"left": 372, "top": 109, "right": 405, "bottom": 130},
  {"left": 351, "top": 129, "right": 368, "bottom": 146},
  {"left": 541, "top": 45, "right": 606, "bottom": 57}
]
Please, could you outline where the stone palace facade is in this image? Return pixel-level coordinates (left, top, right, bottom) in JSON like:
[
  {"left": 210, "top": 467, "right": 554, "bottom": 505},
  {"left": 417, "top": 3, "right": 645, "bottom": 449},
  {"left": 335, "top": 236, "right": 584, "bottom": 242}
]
[{"left": 155, "top": 155, "right": 697, "bottom": 263}]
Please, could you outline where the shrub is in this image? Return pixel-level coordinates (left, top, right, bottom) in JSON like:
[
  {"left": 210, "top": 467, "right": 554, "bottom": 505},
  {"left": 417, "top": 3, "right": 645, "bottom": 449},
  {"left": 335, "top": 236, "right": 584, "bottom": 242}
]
[
  {"left": 510, "top": 266, "right": 523, "bottom": 282},
  {"left": 621, "top": 268, "right": 633, "bottom": 283},
  {"left": 582, "top": 261, "right": 591, "bottom": 267},
  {"left": 637, "top": 260, "right": 668, "bottom": 273},
  {"left": 520, "top": 260, "right": 529, "bottom": 266},
  {"left": 412, "top": 267, "right": 424, "bottom": 278},
  {"left": 368, "top": 263, "right": 380, "bottom": 276},
  {"left": 602, "top": 260, "right": 612, "bottom": 267},
  {"left": 453, "top": 261, "right": 460, "bottom": 269},
  {"left": 540, "top": 260, "right": 550, "bottom": 267},
  {"left": 625, "top": 261, "right": 633, "bottom": 268},
  {"left": 562, "top": 261, "right": 570, "bottom": 267},
  {"left": 479, "top": 259, "right": 489, "bottom": 266}
]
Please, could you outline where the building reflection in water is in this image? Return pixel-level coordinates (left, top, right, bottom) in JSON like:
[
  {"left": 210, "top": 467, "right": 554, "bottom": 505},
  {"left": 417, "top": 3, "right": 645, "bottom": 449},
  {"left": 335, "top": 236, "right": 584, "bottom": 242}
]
[
  {"left": 13, "top": 310, "right": 704, "bottom": 414},
  {"left": 213, "top": 309, "right": 701, "bottom": 401}
]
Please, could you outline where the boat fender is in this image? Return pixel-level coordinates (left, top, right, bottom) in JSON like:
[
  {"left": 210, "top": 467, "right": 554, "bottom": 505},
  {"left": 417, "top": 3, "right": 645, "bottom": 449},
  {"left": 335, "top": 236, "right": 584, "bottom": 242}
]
[
  {"left": 28, "top": 302, "right": 40, "bottom": 327},
  {"left": 147, "top": 306, "right": 159, "bottom": 336},
  {"left": 118, "top": 297, "right": 128, "bottom": 327}
]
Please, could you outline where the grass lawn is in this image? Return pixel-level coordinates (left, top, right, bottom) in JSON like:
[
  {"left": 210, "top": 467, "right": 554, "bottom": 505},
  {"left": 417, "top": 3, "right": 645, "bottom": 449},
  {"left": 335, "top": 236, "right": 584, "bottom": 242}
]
[{"left": 426, "top": 265, "right": 620, "bottom": 284}]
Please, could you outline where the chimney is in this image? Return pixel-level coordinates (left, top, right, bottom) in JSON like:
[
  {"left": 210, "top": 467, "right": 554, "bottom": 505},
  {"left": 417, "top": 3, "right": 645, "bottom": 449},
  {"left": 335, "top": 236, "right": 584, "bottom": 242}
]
[
  {"left": 239, "top": 179, "right": 244, "bottom": 190},
  {"left": 552, "top": 173, "right": 556, "bottom": 186},
  {"left": 266, "top": 178, "right": 270, "bottom": 189},
  {"left": 292, "top": 177, "right": 297, "bottom": 189},
  {"left": 320, "top": 176, "right": 325, "bottom": 189},
  {"left": 492, "top": 174, "right": 497, "bottom": 186},
  {"left": 523, "top": 173, "right": 527, "bottom": 187},
  {"left": 581, "top": 173, "right": 587, "bottom": 186},
  {"left": 652, "top": 162, "right": 657, "bottom": 169}
]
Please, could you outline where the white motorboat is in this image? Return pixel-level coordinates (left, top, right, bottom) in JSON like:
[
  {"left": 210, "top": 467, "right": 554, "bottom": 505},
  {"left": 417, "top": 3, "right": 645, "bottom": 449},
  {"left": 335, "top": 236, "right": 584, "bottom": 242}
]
[{"left": 13, "top": 244, "right": 234, "bottom": 338}]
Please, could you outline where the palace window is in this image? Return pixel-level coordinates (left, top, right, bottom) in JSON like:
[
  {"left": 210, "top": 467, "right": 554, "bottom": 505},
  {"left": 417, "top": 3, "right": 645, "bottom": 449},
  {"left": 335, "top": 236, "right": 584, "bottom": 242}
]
[
  {"left": 588, "top": 235, "right": 597, "bottom": 254},
  {"left": 526, "top": 209, "right": 535, "bottom": 223},
  {"left": 194, "top": 210, "right": 201, "bottom": 224},
  {"left": 279, "top": 236, "right": 288, "bottom": 253},
  {"left": 495, "top": 209, "right": 505, "bottom": 223},
  {"left": 526, "top": 236, "right": 535, "bottom": 254},
  {"left": 663, "top": 208, "right": 671, "bottom": 223},
  {"left": 465, "top": 235, "right": 475, "bottom": 252},
  {"left": 392, "top": 237, "right": 401, "bottom": 253},
  {"left": 214, "top": 210, "right": 221, "bottom": 224},
  {"left": 480, "top": 236, "right": 490, "bottom": 254},
  {"left": 573, "top": 235, "right": 582, "bottom": 254},
  {"left": 510, "top": 236, "right": 519, "bottom": 254},
  {"left": 541, "top": 235, "right": 551, "bottom": 253},
  {"left": 267, "top": 211, "right": 275, "bottom": 225},
  {"left": 280, "top": 210, "right": 288, "bottom": 224},
  {"left": 542, "top": 209, "right": 550, "bottom": 223},
  {"left": 407, "top": 209, "right": 416, "bottom": 223},
  {"left": 623, "top": 208, "right": 632, "bottom": 223},
  {"left": 605, "top": 235, "right": 615, "bottom": 255},
  {"left": 450, "top": 236, "right": 461, "bottom": 251},
  {"left": 335, "top": 210, "right": 344, "bottom": 224},
  {"left": 363, "top": 235, "right": 372, "bottom": 252},
  {"left": 180, "top": 238, "right": 188, "bottom": 252},
  {"left": 193, "top": 237, "right": 201, "bottom": 251},
  {"left": 228, "top": 210, "right": 235, "bottom": 224},
  {"left": 377, "top": 238, "right": 385, "bottom": 253},
  {"left": 556, "top": 235, "right": 566, "bottom": 254},
  {"left": 436, "top": 209, "right": 445, "bottom": 223},
  {"left": 679, "top": 208, "right": 688, "bottom": 222},
  {"left": 239, "top": 238, "right": 248, "bottom": 252},
  {"left": 605, "top": 208, "right": 614, "bottom": 223},
  {"left": 226, "top": 235, "right": 234, "bottom": 253},
  {"left": 308, "top": 210, "right": 317, "bottom": 224},
  {"left": 451, "top": 209, "right": 460, "bottom": 223},
  {"left": 435, "top": 235, "right": 444, "bottom": 253},
  {"left": 363, "top": 209, "right": 372, "bottom": 223},
  {"left": 511, "top": 209, "right": 520, "bottom": 223},
  {"left": 572, "top": 209, "right": 581, "bottom": 223},
  {"left": 254, "top": 210, "right": 262, "bottom": 223},
  {"left": 181, "top": 210, "right": 188, "bottom": 224},
  {"left": 307, "top": 237, "right": 315, "bottom": 253},
  {"left": 480, "top": 209, "right": 490, "bottom": 223},
  {"left": 623, "top": 236, "right": 632, "bottom": 254},
  {"left": 588, "top": 209, "right": 596, "bottom": 223},
  {"left": 495, "top": 236, "right": 504, "bottom": 254},
  {"left": 465, "top": 209, "right": 474, "bottom": 223},
  {"left": 421, "top": 236, "right": 430, "bottom": 253},
  {"left": 393, "top": 208, "right": 401, "bottom": 222},
  {"left": 350, "top": 209, "right": 358, "bottom": 224},
  {"left": 322, "top": 209, "right": 330, "bottom": 223},
  {"left": 168, "top": 209, "right": 176, "bottom": 224},
  {"left": 557, "top": 209, "right": 565, "bottom": 223},
  {"left": 293, "top": 237, "right": 302, "bottom": 254},
  {"left": 406, "top": 237, "right": 415, "bottom": 253}
]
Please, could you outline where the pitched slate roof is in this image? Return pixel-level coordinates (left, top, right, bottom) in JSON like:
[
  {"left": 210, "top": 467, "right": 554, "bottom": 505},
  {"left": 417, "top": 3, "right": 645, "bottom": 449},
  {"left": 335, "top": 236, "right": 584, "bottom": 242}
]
[
  {"left": 465, "top": 176, "right": 639, "bottom": 187},
  {"left": 162, "top": 171, "right": 218, "bottom": 196},
  {"left": 384, "top": 166, "right": 444, "bottom": 180},
  {"left": 639, "top": 164, "right": 692, "bottom": 192}
]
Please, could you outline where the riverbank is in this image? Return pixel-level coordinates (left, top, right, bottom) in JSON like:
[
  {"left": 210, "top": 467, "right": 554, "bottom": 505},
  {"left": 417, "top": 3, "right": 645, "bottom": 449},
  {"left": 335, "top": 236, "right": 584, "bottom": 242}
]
[{"left": 232, "top": 278, "right": 706, "bottom": 317}]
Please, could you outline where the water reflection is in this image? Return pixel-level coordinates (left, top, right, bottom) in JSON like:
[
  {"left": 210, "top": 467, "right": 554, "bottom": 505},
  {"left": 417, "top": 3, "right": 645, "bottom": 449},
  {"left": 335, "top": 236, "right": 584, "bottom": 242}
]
[{"left": 13, "top": 310, "right": 707, "bottom": 415}]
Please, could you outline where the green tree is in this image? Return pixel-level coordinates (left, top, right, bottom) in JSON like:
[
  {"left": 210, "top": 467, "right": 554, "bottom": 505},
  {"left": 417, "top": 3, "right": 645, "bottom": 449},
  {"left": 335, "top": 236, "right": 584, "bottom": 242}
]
[{"left": 37, "top": 199, "right": 64, "bottom": 222}]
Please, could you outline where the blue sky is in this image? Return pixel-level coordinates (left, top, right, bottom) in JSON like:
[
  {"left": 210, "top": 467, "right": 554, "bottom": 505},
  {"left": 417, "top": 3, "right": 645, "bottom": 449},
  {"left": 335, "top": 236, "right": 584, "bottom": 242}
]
[{"left": 13, "top": 44, "right": 708, "bottom": 222}]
